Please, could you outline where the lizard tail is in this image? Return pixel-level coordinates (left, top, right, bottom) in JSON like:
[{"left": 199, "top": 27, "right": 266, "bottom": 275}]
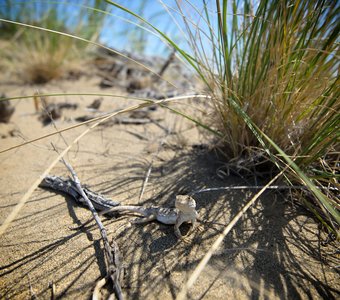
[{"left": 99, "top": 205, "right": 147, "bottom": 217}]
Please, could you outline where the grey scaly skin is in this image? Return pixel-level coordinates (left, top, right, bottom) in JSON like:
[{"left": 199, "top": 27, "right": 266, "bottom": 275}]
[
  {"left": 99, "top": 195, "right": 198, "bottom": 239},
  {"left": 40, "top": 176, "right": 198, "bottom": 238},
  {"left": 39, "top": 175, "right": 120, "bottom": 211}
]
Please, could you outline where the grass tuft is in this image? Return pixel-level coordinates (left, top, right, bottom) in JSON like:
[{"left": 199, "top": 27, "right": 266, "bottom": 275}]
[
  {"left": 106, "top": 0, "right": 339, "bottom": 233},
  {"left": 0, "top": 1, "right": 108, "bottom": 83},
  {"left": 0, "top": 0, "right": 338, "bottom": 235}
]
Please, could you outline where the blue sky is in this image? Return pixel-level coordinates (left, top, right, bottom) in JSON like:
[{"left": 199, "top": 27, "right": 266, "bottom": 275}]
[
  {"left": 0, "top": 0, "right": 217, "bottom": 57},
  {"left": 100, "top": 0, "right": 213, "bottom": 57}
]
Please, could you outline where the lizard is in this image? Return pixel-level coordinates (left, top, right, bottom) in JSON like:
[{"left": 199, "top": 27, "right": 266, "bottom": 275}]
[
  {"left": 98, "top": 195, "right": 198, "bottom": 239},
  {"left": 39, "top": 175, "right": 198, "bottom": 239}
]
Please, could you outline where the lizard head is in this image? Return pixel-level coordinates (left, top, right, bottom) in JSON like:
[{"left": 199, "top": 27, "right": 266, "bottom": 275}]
[{"left": 175, "top": 195, "right": 196, "bottom": 213}]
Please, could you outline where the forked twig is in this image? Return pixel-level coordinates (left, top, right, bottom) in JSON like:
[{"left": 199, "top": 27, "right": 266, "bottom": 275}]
[{"left": 61, "top": 158, "right": 123, "bottom": 300}]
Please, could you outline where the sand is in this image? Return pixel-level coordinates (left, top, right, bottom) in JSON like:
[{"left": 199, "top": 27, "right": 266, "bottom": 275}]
[{"left": 0, "top": 72, "right": 339, "bottom": 299}]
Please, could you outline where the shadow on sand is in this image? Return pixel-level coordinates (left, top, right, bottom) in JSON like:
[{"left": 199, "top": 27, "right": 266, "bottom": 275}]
[{"left": 0, "top": 147, "right": 338, "bottom": 299}]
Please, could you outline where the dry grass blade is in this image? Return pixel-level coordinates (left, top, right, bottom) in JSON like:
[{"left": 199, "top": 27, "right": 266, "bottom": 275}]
[
  {"left": 191, "top": 185, "right": 339, "bottom": 194},
  {"left": 139, "top": 163, "right": 153, "bottom": 202},
  {"left": 176, "top": 167, "right": 287, "bottom": 300},
  {"left": 0, "top": 102, "right": 152, "bottom": 235},
  {"left": 0, "top": 94, "right": 208, "bottom": 236},
  {"left": 0, "top": 18, "right": 175, "bottom": 87},
  {"left": 0, "top": 94, "right": 207, "bottom": 154}
]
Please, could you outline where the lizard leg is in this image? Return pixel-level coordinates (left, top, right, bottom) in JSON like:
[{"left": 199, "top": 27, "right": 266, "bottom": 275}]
[
  {"left": 190, "top": 217, "right": 204, "bottom": 233},
  {"left": 196, "top": 224, "right": 204, "bottom": 232},
  {"left": 191, "top": 218, "right": 196, "bottom": 230},
  {"left": 174, "top": 215, "right": 184, "bottom": 239},
  {"left": 131, "top": 214, "right": 156, "bottom": 224},
  {"left": 182, "top": 218, "right": 197, "bottom": 237},
  {"left": 189, "top": 218, "right": 205, "bottom": 235}
]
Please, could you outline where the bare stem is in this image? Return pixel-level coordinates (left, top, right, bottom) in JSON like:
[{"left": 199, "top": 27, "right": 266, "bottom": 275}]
[{"left": 62, "top": 159, "right": 123, "bottom": 300}]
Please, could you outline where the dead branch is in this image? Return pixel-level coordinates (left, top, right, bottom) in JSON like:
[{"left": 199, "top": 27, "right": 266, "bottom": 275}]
[
  {"left": 154, "top": 49, "right": 176, "bottom": 81},
  {"left": 62, "top": 159, "right": 123, "bottom": 300}
]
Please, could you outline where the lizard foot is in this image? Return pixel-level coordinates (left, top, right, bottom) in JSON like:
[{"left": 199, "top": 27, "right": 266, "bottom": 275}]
[
  {"left": 197, "top": 225, "right": 204, "bottom": 232},
  {"left": 175, "top": 231, "right": 192, "bottom": 244},
  {"left": 181, "top": 236, "right": 192, "bottom": 244}
]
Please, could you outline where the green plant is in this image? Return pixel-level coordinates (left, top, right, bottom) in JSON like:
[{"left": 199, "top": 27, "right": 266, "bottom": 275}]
[
  {"left": 0, "top": 2, "right": 338, "bottom": 296},
  {"left": 0, "top": 1, "right": 108, "bottom": 83},
  {"left": 105, "top": 0, "right": 339, "bottom": 232}
]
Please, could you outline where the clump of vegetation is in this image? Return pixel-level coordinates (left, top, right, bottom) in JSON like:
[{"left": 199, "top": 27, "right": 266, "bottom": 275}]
[
  {"left": 0, "top": 1, "right": 337, "bottom": 297},
  {"left": 107, "top": 0, "right": 339, "bottom": 233},
  {"left": 8, "top": 29, "right": 74, "bottom": 84},
  {"left": 0, "top": 1, "right": 107, "bottom": 83},
  {"left": 0, "top": 0, "right": 337, "bottom": 233}
]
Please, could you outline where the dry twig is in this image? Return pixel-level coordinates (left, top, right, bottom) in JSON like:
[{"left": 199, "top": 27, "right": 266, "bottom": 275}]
[{"left": 61, "top": 159, "right": 123, "bottom": 300}]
